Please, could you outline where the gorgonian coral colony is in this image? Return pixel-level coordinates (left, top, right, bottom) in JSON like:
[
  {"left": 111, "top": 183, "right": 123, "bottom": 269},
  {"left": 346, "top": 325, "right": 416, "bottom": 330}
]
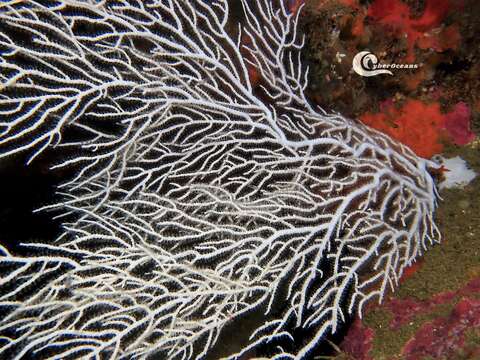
[{"left": 0, "top": 1, "right": 441, "bottom": 359}]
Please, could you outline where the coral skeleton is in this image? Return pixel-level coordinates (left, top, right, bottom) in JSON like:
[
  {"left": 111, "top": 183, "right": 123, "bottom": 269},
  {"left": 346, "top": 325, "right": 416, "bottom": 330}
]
[{"left": 0, "top": 0, "right": 440, "bottom": 359}]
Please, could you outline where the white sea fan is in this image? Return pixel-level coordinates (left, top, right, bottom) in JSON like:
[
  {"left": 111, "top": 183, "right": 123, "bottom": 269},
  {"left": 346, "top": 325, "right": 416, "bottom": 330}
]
[{"left": 0, "top": 1, "right": 440, "bottom": 359}]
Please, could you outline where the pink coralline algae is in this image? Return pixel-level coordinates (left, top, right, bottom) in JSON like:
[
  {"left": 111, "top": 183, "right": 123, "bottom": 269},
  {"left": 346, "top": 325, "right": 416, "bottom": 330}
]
[
  {"left": 443, "top": 102, "right": 476, "bottom": 146},
  {"left": 340, "top": 319, "right": 374, "bottom": 360},
  {"left": 341, "top": 278, "right": 480, "bottom": 359},
  {"left": 403, "top": 296, "right": 480, "bottom": 360}
]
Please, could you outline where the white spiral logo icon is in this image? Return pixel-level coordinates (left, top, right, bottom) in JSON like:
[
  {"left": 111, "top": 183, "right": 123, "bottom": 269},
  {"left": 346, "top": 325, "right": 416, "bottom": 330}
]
[{"left": 352, "top": 51, "right": 393, "bottom": 77}]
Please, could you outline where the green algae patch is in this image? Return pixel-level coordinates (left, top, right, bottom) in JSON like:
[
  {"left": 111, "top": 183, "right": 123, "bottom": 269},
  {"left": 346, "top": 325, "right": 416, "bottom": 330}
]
[{"left": 364, "top": 301, "right": 456, "bottom": 360}]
